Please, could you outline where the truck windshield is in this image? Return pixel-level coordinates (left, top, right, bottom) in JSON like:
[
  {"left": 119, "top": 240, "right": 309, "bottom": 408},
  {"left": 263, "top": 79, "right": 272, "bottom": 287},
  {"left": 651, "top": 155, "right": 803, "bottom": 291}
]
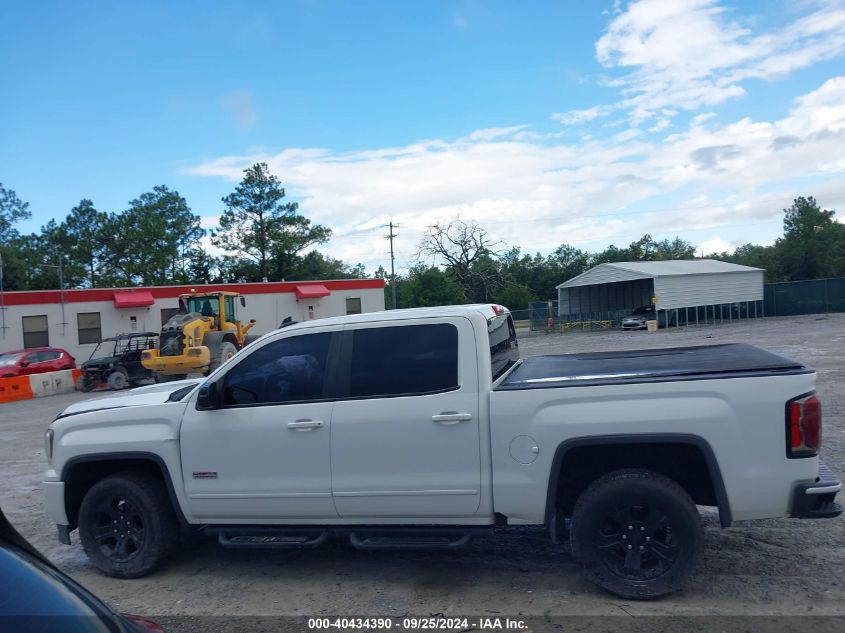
[
  {"left": 87, "top": 341, "right": 110, "bottom": 360},
  {"left": 489, "top": 314, "right": 519, "bottom": 381},
  {"left": 187, "top": 296, "right": 219, "bottom": 317}
]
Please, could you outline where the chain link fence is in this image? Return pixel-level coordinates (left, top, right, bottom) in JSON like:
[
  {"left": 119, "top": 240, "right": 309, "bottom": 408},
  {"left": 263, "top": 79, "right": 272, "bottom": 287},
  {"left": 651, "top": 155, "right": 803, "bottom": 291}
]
[{"left": 764, "top": 277, "right": 845, "bottom": 316}]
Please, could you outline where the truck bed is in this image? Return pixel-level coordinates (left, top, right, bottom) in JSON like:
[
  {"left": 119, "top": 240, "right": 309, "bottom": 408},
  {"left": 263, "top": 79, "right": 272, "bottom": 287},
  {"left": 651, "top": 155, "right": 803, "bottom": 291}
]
[{"left": 496, "top": 343, "right": 810, "bottom": 390}]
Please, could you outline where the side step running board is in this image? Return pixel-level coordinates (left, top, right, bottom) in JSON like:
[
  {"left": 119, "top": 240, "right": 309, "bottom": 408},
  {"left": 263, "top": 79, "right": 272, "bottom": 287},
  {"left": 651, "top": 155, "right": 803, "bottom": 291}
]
[
  {"left": 349, "top": 530, "right": 476, "bottom": 550},
  {"left": 217, "top": 531, "right": 328, "bottom": 549}
]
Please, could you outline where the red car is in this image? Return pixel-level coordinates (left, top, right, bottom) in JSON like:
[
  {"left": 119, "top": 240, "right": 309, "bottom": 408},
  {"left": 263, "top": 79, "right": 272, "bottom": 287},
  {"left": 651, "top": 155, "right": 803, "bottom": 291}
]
[{"left": 0, "top": 347, "right": 76, "bottom": 378}]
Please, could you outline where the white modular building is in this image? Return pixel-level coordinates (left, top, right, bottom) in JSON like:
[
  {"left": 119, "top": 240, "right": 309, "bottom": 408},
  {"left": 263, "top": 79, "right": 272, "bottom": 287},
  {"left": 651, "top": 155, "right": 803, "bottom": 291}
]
[
  {"left": 556, "top": 260, "right": 765, "bottom": 325},
  {"left": 1, "top": 279, "right": 385, "bottom": 362}
]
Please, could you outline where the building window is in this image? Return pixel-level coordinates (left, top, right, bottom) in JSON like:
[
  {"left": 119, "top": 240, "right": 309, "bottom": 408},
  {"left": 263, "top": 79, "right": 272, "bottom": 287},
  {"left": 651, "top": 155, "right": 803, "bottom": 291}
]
[
  {"left": 77, "top": 312, "right": 102, "bottom": 345},
  {"left": 22, "top": 315, "right": 49, "bottom": 349},
  {"left": 345, "top": 297, "right": 362, "bottom": 315},
  {"left": 161, "top": 307, "right": 181, "bottom": 326}
]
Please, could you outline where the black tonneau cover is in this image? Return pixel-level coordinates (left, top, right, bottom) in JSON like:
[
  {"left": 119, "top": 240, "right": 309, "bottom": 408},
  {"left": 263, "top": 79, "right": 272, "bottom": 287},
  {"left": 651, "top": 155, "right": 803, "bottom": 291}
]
[{"left": 496, "top": 343, "right": 810, "bottom": 390}]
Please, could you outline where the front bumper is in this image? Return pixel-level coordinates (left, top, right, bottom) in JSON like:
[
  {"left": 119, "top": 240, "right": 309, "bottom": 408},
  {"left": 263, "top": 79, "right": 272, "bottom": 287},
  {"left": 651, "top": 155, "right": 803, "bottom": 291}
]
[
  {"left": 791, "top": 461, "right": 843, "bottom": 519},
  {"left": 44, "top": 479, "right": 73, "bottom": 544}
]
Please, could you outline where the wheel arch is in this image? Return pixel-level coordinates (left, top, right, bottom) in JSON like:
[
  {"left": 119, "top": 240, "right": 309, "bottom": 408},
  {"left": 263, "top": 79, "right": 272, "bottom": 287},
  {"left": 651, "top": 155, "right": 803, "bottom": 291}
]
[
  {"left": 544, "top": 434, "right": 732, "bottom": 537},
  {"left": 62, "top": 452, "right": 188, "bottom": 531}
]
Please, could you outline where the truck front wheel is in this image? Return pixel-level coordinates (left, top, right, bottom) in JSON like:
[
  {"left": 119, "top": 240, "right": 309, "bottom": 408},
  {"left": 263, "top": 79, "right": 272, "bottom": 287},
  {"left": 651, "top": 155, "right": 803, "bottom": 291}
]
[
  {"left": 205, "top": 341, "right": 238, "bottom": 375},
  {"left": 78, "top": 472, "right": 179, "bottom": 578},
  {"left": 569, "top": 468, "right": 703, "bottom": 599}
]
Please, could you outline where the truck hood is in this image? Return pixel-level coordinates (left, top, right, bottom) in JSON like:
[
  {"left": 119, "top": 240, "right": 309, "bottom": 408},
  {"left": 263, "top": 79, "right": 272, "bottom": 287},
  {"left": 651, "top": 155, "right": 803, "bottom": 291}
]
[{"left": 56, "top": 379, "right": 202, "bottom": 419}]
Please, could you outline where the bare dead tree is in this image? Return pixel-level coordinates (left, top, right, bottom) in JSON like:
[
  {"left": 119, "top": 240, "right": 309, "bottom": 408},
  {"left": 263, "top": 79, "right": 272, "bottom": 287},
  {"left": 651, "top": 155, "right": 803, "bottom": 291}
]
[{"left": 416, "top": 217, "right": 505, "bottom": 301}]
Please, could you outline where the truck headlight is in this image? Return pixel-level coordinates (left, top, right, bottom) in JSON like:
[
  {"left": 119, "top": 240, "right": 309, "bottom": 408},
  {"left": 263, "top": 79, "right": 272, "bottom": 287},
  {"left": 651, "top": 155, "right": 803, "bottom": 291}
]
[{"left": 44, "top": 428, "right": 54, "bottom": 463}]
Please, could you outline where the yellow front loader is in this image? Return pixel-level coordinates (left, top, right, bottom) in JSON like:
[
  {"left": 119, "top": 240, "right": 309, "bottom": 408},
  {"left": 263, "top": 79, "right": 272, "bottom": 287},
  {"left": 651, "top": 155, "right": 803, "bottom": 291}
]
[{"left": 141, "top": 290, "right": 257, "bottom": 380}]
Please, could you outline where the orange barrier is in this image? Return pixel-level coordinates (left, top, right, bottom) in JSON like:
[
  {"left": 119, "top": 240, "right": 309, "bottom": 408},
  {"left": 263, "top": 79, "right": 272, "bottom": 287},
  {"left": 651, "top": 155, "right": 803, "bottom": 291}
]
[
  {"left": 0, "top": 369, "right": 86, "bottom": 404},
  {"left": 0, "top": 376, "right": 34, "bottom": 403}
]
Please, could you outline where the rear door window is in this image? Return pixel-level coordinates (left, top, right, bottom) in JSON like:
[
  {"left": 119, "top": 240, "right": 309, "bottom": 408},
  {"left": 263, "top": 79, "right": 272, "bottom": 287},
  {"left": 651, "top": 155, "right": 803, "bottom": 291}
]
[{"left": 348, "top": 323, "right": 459, "bottom": 398}]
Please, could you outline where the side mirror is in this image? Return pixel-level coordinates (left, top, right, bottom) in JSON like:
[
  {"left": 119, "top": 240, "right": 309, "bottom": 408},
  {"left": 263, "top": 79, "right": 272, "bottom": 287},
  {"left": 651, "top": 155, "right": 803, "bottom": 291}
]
[
  {"left": 20, "top": 360, "right": 30, "bottom": 368},
  {"left": 196, "top": 381, "right": 221, "bottom": 411},
  {"left": 240, "top": 296, "right": 246, "bottom": 307}
]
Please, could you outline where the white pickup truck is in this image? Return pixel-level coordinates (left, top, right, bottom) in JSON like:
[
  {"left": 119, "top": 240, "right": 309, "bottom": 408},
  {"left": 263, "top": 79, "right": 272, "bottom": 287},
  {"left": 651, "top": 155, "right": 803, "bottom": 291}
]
[{"left": 43, "top": 304, "right": 841, "bottom": 599}]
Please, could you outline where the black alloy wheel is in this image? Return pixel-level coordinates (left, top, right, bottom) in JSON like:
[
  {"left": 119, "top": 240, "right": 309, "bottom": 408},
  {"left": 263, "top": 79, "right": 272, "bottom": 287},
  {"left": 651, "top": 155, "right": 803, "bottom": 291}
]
[
  {"left": 570, "top": 469, "right": 703, "bottom": 599},
  {"left": 90, "top": 495, "right": 146, "bottom": 563},
  {"left": 78, "top": 472, "right": 179, "bottom": 578},
  {"left": 594, "top": 501, "right": 678, "bottom": 581}
]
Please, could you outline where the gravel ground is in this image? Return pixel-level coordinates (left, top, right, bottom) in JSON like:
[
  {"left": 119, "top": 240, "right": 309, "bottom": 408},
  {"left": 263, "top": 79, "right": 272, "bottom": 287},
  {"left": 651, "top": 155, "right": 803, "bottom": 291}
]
[{"left": 1, "top": 314, "right": 844, "bottom": 626}]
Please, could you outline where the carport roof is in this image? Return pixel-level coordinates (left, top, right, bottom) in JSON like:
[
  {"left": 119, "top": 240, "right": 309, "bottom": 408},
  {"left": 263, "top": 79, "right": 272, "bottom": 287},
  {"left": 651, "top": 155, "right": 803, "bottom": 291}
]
[{"left": 556, "top": 259, "right": 763, "bottom": 289}]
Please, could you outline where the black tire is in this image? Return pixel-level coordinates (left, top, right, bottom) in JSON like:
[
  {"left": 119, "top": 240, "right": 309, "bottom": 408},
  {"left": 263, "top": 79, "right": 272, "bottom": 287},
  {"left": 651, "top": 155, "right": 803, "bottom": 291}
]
[
  {"left": 206, "top": 341, "right": 238, "bottom": 375},
  {"left": 78, "top": 472, "right": 179, "bottom": 578},
  {"left": 569, "top": 469, "right": 703, "bottom": 600},
  {"left": 106, "top": 369, "right": 129, "bottom": 390},
  {"left": 78, "top": 375, "right": 95, "bottom": 393}
]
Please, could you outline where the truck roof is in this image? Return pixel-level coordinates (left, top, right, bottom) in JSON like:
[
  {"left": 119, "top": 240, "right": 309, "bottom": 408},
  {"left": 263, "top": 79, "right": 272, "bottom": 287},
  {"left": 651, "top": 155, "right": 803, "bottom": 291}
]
[{"left": 278, "top": 304, "right": 506, "bottom": 333}]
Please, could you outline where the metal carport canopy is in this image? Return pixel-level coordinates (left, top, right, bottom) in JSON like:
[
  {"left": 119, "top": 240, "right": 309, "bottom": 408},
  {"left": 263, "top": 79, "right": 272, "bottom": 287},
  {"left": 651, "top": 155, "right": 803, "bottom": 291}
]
[{"left": 556, "top": 260, "right": 764, "bottom": 310}]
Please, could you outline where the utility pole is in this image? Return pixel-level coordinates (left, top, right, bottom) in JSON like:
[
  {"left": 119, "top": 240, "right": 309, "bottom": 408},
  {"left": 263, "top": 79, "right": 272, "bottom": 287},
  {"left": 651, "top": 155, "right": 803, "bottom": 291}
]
[{"left": 386, "top": 221, "right": 398, "bottom": 310}]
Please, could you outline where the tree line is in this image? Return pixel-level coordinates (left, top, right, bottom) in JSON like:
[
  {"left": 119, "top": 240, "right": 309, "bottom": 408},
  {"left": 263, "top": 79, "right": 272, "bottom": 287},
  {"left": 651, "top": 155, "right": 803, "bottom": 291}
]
[
  {"left": 382, "top": 196, "right": 844, "bottom": 309},
  {"left": 1, "top": 167, "right": 842, "bottom": 310},
  {"left": 0, "top": 163, "right": 362, "bottom": 292}
]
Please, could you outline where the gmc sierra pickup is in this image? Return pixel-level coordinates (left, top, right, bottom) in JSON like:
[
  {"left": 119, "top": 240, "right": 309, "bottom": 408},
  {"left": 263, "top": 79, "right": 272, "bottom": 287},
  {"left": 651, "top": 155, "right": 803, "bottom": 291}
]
[{"left": 43, "top": 304, "right": 842, "bottom": 599}]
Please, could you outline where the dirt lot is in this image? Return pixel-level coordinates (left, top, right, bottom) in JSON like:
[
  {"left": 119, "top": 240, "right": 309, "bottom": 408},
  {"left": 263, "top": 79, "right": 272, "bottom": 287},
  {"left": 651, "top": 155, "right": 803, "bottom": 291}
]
[{"left": 1, "top": 314, "right": 844, "bottom": 624}]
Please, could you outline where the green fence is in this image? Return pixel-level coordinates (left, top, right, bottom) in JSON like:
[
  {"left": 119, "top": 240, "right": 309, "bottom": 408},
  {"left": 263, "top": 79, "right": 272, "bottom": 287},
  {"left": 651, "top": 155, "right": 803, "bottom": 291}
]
[{"left": 765, "top": 277, "right": 845, "bottom": 316}]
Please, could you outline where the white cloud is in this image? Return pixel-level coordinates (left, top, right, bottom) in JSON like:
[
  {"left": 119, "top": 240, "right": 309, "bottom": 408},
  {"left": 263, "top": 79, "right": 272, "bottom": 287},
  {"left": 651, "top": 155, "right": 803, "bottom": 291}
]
[
  {"left": 589, "top": 0, "right": 845, "bottom": 123},
  {"left": 552, "top": 104, "right": 616, "bottom": 125},
  {"left": 463, "top": 125, "right": 528, "bottom": 141},
  {"left": 697, "top": 236, "right": 736, "bottom": 255},
  {"left": 189, "top": 77, "right": 845, "bottom": 270}
]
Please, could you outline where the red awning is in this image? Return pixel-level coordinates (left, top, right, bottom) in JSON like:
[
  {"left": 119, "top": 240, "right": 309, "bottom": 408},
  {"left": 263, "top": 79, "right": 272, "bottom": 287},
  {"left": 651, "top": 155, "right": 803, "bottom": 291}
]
[
  {"left": 113, "top": 291, "right": 155, "bottom": 308},
  {"left": 294, "top": 284, "right": 331, "bottom": 300}
]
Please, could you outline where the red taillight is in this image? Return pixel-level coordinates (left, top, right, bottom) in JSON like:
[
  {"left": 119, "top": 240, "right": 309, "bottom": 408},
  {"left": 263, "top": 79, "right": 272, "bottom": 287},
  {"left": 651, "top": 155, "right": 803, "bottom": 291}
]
[
  {"left": 492, "top": 305, "right": 506, "bottom": 316},
  {"left": 787, "top": 393, "right": 821, "bottom": 458}
]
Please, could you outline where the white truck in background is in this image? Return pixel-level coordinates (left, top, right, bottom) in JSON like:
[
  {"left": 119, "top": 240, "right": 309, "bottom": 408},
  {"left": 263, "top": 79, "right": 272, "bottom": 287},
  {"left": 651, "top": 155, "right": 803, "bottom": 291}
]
[{"left": 43, "top": 304, "right": 841, "bottom": 599}]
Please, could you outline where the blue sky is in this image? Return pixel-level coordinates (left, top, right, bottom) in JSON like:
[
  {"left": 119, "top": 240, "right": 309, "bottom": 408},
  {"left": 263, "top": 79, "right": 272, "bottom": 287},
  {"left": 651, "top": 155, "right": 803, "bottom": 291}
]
[{"left": 3, "top": 0, "right": 845, "bottom": 272}]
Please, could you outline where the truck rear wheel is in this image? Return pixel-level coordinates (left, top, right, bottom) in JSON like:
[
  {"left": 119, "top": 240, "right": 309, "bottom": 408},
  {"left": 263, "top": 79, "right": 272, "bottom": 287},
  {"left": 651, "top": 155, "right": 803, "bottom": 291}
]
[
  {"left": 106, "top": 369, "right": 129, "bottom": 390},
  {"left": 78, "top": 472, "right": 179, "bottom": 578},
  {"left": 569, "top": 469, "right": 702, "bottom": 600}
]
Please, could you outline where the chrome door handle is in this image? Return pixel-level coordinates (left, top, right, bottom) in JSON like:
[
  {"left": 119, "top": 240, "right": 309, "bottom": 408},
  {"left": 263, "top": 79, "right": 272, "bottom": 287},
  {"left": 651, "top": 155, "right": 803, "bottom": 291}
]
[
  {"left": 431, "top": 412, "right": 473, "bottom": 425},
  {"left": 287, "top": 419, "right": 324, "bottom": 431}
]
